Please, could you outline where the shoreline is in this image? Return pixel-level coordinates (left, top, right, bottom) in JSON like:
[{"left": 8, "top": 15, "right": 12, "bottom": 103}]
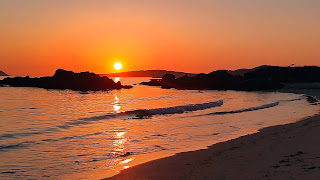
[{"left": 105, "top": 112, "right": 320, "bottom": 180}]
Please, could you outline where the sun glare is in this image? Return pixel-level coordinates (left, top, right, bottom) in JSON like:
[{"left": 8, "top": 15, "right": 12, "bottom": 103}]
[{"left": 114, "top": 62, "right": 122, "bottom": 70}]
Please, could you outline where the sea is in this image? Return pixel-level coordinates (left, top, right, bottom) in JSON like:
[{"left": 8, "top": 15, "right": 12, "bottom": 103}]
[{"left": 0, "top": 77, "right": 319, "bottom": 179}]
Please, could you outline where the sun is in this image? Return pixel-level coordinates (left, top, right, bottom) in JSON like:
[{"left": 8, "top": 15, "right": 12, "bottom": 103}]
[{"left": 114, "top": 62, "right": 122, "bottom": 70}]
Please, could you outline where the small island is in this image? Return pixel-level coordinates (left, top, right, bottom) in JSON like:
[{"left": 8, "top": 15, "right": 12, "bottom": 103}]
[
  {"left": 0, "top": 69, "right": 132, "bottom": 91},
  {"left": 141, "top": 65, "right": 320, "bottom": 91}
]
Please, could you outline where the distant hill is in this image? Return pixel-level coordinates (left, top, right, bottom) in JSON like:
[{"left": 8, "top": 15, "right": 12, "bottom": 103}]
[
  {"left": 227, "top": 65, "right": 270, "bottom": 77},
  {"left": 101, "top": 70, "right": 198, "bottom": 78},
  {"left": 0, "top": 70, "right": 9, "bottom": 76}
]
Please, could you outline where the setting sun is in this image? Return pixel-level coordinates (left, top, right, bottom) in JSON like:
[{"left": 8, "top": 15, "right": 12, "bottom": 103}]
[{"left": 114, "top": 62, "right": 122, "bottom": 70}]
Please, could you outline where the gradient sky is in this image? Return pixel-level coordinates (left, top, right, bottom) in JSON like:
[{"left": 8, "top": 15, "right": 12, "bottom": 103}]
[{"left": 1, "top": 0, "right": 319, "bottom": 76}]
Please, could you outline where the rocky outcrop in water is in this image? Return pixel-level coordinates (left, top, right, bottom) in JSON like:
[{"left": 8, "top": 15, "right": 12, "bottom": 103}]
[
  {"left": 141, "top": 66, "right": 320, "bottom": 91},
  {"left": 0, "top": 69, "right": 132, "bottom": 91},
  {"left": 0, "top": 70, "right": 9, "bottom": 76}
]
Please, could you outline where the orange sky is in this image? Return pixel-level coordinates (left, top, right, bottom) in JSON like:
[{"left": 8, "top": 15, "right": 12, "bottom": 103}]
[{"left": 1, "top": 0, "right": 319, "bottom": 76}]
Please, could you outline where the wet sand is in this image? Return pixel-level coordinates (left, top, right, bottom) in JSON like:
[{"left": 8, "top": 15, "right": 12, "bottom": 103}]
[{"left": 106, "top": 112, "right": 320, "bottom": 180}]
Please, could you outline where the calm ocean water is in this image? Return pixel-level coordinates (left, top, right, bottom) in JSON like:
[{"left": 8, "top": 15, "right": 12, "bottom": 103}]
[{"left": 0, "top": 77, "right": 319, "bottom": 179}]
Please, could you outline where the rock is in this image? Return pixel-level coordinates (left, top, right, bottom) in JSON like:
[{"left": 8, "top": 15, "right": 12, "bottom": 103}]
[
  {"left": 0, "top": 69, "right": 132, "bottom": 91},
  {"left": 140, "top": 79, "right": 162, "bottom": 86},
  {"left": 140, "top": 66, "right": 320, "bottom": 91},
  {"left": 162, "top": 74, "right": 176, "bottom": 82},
  {"left": 0, "top": 70, "right": 9, "bottom": 76},
  {"left": 120, "top": 152, "right": 132, "bottom": 157}
]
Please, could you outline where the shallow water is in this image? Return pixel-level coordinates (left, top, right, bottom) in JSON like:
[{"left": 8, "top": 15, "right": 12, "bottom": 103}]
[{"left": 0, "top": 77, "right": 319, "bottom": 179}]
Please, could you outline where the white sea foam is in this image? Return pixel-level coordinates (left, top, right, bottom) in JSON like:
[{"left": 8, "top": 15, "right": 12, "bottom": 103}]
[
  {"left": 207, "top": 101, "right": 280, "bottom": 115},
  {"left": 194, "top": 97, "right": 306, "bottom": 116},
  {"left": 132, "top": 100, "right": 224, "bottom": 118}
]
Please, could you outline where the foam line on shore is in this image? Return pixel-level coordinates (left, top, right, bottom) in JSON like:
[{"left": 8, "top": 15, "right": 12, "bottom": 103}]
[
  {"left": 0, "top": 101, "right": 224, "bottom": 151},
  {"left": 75, "top": 100, "right": 224, "bottom": 122},
  {"left": 207, "top": 101, "right": 279, "bottom": 115},
  {"left": 0, "top": 100, "right": 224, "bottom": 141},
  {"left": 133, "top": 100, "right": 224, "bottom": 117},
  {"left": 193, "top": 97, "right": 305, "bottom": 117}
]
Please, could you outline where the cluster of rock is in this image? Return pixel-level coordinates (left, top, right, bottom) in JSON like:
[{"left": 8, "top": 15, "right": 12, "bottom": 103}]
[
  {"left": 141, "top": 66, "right": 320, "bottom": 91},
  {"left": 0, "top": 69, "right": 132, "bottom": 91}
]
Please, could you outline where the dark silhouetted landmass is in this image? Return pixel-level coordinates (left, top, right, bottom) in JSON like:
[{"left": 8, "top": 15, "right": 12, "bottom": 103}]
[
  {"left": 141, "top": 66, "right": 320, "bottom": 91},
  {"left": 101, "top": 70, "right": 197, "bottom": 78},
  {"left": 0, "top": 70, "right": 9, "bottom": 76},
  {"left": 0, "top": 69, "right": 132, "bottom": 91},
  {"left": 227, "top": 65, "right": 270, "bottom": 77}
]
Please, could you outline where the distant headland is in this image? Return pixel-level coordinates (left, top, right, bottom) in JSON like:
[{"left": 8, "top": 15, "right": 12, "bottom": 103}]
[
  {"left": 101, "top": 70, "right": 197, "bottom": 78},
  {"left": 0, "top": 70, "right": 9, "bottom": 76},
  {"left": 141, "top": 65, "right": 320, "bottom": 91},
  {"left": 0, "top": 69, "right": 132, "bottom": 91},
  {"left": 2, "top": 66, "right": 320, "bottom": 92}
]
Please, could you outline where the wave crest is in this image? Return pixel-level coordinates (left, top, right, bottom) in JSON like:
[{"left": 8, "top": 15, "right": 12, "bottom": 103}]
[{"left": 132, "top": 100, "right": 224, "bottom": 118}]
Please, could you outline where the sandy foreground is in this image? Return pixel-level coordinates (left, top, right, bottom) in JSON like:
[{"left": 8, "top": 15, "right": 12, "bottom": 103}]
[{"left": 105, "top": 112, "right": 320, "bottom": 180}]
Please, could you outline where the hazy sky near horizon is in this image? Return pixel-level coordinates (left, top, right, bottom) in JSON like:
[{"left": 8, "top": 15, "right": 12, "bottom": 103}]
[{"left": 1, "top": 0, "right": 320, "bottom": 76}]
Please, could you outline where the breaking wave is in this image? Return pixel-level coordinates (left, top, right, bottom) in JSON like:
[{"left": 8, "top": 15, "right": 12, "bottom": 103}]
[
  {"left": 131, "top": 100, "right": 224, "bottom": 118},
  {"left": 194, "top": 97, "right": 305, "bottom": 117},
  {"left": 206, "top": 101, "right": 279, "bottom": 115},
  {"left": 76, "top": 100, "right": 224, "bottom": 122}
]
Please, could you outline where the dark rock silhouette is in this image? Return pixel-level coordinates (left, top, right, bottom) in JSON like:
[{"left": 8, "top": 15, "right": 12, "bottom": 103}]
[
  {"left": 141, "top": 66, "right": 320, "bottom": 91},
  {"left": 244, "top": 66, "right": 320, "bottom": 83},
  {"left": 140, "top": 79, "right": 162, "bottom": 87},
  {"left": 162, "top": 74, "right": 176, "bottom": 82},
  {"left": 0, "top": 70, "right": 9, "bottom": 76},
  {"left": 0, "top": 69, "right": 132, "bottom": 91},
  {"left": 161, "top": 74, "right": 177, "bottom": 89}
]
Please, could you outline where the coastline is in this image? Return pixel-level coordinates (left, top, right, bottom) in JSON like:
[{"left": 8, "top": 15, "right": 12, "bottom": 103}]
[{"left": 106, "top": 112, "right": 320, "bottom": 179}]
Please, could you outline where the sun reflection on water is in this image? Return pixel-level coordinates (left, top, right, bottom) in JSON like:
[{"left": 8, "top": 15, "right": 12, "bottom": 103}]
[
  {"left": 113, "top": 138, "right": 127, "bottom": 153},
  {"left": 113, "top": 105, "right": 120, "bottom": 111},
  {"left": 111, "top": 131, "right": 134, "bottom": 171},
  {"left": 120, "top": 158, "right": 134, "bottom": 170},
  {"left": 116, "top": 132, "right": 126, "bottom": 138},
  {"left": 112, "top": 131, "right": 127, "bottom": 154},
  {"left": 119, "top": 158, "right": 134, "bottom": 165},
  {"left": 113, "top": 95, "right": 121, "bottom": 112},
  {"left": 114, "top": 77, "right": 120, "bottom": 83}
]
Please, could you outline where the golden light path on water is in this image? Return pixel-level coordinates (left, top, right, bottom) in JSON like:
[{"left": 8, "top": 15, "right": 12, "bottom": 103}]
[{"left": 113, "top": 95, "right": 121, "bottom": 112}]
